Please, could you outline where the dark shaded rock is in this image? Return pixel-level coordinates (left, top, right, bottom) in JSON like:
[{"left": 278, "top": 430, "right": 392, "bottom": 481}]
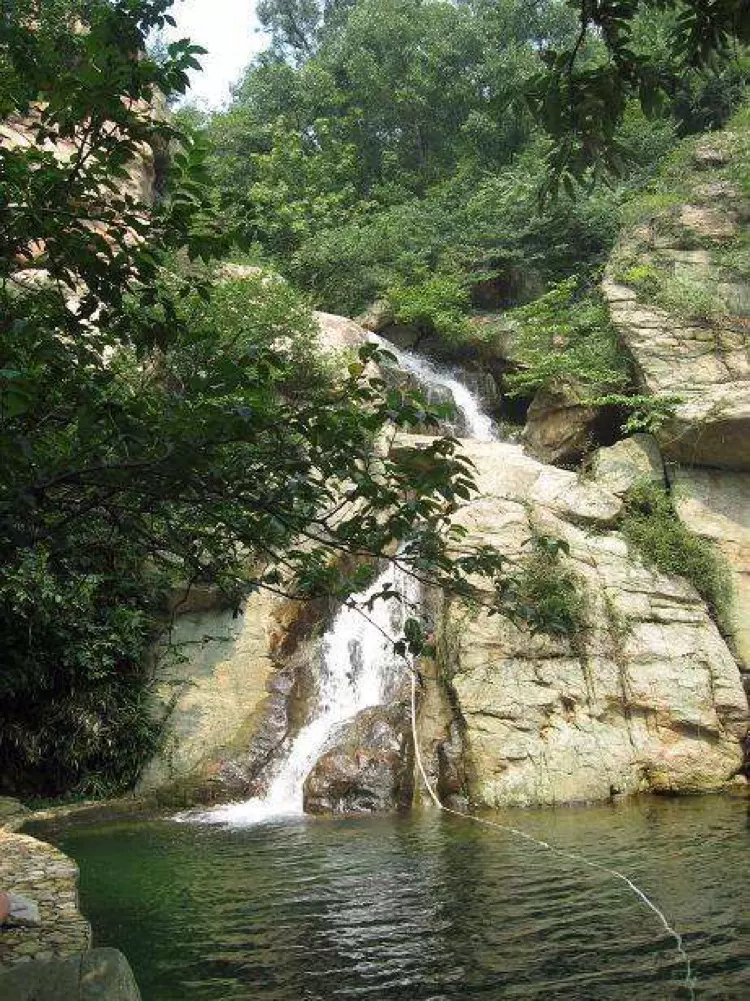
[
  {"left": 0, "top": 948, "right": 141, "bottom": 1001},
  {"left": 436, "top": 720, "right": 469, "bottom": 811},
  {"left": 303, "top": 704, "right": 414, "bottom": 815}
]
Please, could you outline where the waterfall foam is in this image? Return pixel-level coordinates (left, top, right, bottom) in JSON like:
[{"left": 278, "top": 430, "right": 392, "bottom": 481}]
[
  {"left": 191, "top": 566, "right": 419, "bottom": 826},
  {"left": 368, "top": 333, "right": 497, "bottom": 441}
]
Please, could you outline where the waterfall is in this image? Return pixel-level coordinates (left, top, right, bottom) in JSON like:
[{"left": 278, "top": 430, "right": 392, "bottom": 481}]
[
  {"left": 194, "top": 566, "right": 419, "bottom": 825},
  {"left": 368, "top": 333, "right": 497, "bottom": 442},
  {"left": 187, "top": 338, "right": 495, "bottom": 826}
]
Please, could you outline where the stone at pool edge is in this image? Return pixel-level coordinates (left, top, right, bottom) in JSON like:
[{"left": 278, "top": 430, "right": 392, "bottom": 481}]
[
  {"left": 0, "top": 948, "right": 141, "bottom": 1000},
  {"left": 0, "top": 797, "right": 31, "bottom": 832}
]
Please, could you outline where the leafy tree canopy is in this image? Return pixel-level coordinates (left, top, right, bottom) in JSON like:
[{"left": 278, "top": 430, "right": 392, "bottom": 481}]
[
  {"left": 195, "top": 0, "right": 746, "bottom": 331},
  {"left": 0, "top": 0, "right": 509, "bottom": 796}
]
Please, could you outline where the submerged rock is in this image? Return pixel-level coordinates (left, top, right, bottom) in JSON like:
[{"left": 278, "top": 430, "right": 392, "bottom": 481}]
[
  {"left": 303, "top": 704, "right": 414, "bottom": 815},
  {"left": 0, "top": 948, "right": 141, "bottom": 1001}
]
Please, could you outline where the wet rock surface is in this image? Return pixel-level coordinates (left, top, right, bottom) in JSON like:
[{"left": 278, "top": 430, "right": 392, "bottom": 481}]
[{"left": 303, "top": 704, "right": 414, "bottom": 814}]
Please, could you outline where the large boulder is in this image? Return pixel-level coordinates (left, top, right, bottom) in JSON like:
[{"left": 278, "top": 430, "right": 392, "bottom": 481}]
[
  {"left": 0, "top": 949, "right": 141, "bottom": 1001},
  {"left": 426, "top": 439, "right": 749, "bottom": 807},
  {"left": 522, "top": 378, "right": 603, "bottom": 466},
  {"left": 604, "top": 278, "right": 750, "bottom": 471},
  {"left": 314, "top": 311, "right": 371, "bottom": 353},
  {"left": 303, "top": 704, "right": 414, "bottom": 814},
  {"left": 590, "top": 434, "right": 666, "bottom": 496}
]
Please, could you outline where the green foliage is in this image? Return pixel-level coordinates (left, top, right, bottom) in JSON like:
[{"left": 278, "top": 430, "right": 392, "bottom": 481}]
[
  {"left": 502, "top": 536, "right": 587, "bottom": 638},
  {"left": 200, "top": 0, "right": 665, "bottom": 314},
  {"left": 505, "top": 279, "right": 630, "bottom": 397},
  {"left": 655, "top": 274, "right": 725, "bottom": 319},
  {"left": 0, "top": 550, "right": 163, "bottom": 798},
  {"left": 0, "top": 1, "right": 539, "bottom": 799},
  {"left": 616, "top": 259, "right": 725, "bottom": 320},
  {"left": 714, "top": 232, "right": 750, "bottom": 282},
  {"left": 590, "top": 393, "right": 681, "bottom": 435},
  {"left": 525, "top": 0, "right": 750, "bottom": 188},
  {"left": 617, "top": 262, "right": 663, "bottom": 298},
  {"left": 620, "top": 483, "right": 734, "bottom": 632},
  {"left": 387, "top": 274, "right": 471, "bottom": 344}
]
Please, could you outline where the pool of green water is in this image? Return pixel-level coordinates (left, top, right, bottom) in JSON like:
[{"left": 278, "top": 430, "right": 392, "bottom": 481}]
[{"left": 33, "top": 796, "right": 750, "bottom": 999}]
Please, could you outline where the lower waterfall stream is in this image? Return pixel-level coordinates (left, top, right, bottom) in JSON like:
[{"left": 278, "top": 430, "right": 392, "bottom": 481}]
[{"left": 196, "top": 566, "right": 420, "bottom": 825}]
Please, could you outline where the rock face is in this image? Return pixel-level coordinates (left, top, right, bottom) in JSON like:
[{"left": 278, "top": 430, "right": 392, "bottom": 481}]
[
  {"left": 604, "top": 278, "right": 750, "bottom": 471},
  {"left": 0, "top": 949, "right": 141, "bottom": 1001},
  {"left": 304, "top": 704, "right": 414, "bottom": 814},
  {"left": 0, "top": 114, "right": 156, "bottom": 208},
  {"left": 137, "top": 298, "right": 749, "bottom": 811},
  {"left": 137, "top": 589, "right": 282, "bottom": 800},
  {"left": 602, "top": 123, "right": 750, "bottom": 676},
  {"left": 431, "top": 439, "right": 748, "bottom": 808},
  {"left": 603, "top": 130, "right": 750, "bottom": 472}
]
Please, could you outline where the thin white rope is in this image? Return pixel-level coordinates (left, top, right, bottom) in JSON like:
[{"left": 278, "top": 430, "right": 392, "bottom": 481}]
[{"left": 410, "top": 671, "right": 697, "bottom": 999}]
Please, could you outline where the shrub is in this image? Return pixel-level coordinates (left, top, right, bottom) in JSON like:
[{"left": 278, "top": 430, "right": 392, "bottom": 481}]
[
  {"left": 0, "top": 549, "right": 164, "bottom": 799},
  {"left": 504, "top": 536, "right": 587, "bottom": 638},
  {"left": 616, "top": 260, "right": 725, "bottom": 320},
  {"left": 387, "top": 273, "right": 471, "bottom": 344},
  {"left": 505, "top": 279, "right": 630, "bottom": 397},
  {"left": 655, "top": 275, "right": 724, "bottom": 319},
  {"left": 590, "top": 392, "right": 681, "bottom": 434},
  {"left": 620, "top": 483, "right": 734, "bottom": 632},
  {"left": 618, "top": 262, "right": 662, "bottom": 298}
]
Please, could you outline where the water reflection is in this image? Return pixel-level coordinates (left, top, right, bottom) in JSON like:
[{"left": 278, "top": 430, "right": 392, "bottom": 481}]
[{"left": 35, "top": 796, "right": 750, "bottom": 1000}]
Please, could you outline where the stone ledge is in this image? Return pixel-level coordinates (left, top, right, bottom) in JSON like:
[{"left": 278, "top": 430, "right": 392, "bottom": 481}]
[{"left": 0, "top": 827, "right": 91, "bottom": 968}]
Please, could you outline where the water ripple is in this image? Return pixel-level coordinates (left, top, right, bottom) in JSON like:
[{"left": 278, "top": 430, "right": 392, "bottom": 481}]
[{"left": 35, "top": 796, "right": 750, "bottom": 1000}]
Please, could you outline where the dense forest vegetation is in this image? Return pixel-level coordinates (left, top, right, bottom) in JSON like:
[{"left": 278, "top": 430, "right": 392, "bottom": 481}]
[
  {"left": 1, "top": 0, "right": 747, "bottom": 799},
  {"left": 190, "top": 0, "right": 748, "bottom": 320}
]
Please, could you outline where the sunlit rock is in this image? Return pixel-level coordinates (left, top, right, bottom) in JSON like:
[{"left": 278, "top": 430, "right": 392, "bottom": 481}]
[{"left": 590, "top": 434, "right": 665, "bottom": 496}]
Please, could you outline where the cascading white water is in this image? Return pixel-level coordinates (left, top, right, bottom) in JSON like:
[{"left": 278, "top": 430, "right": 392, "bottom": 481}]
[
  {"left": 194, "top": 566, "right": 419, "bottom": 825},
  {"left": 188, "top": 339, "right": 494, "bottom": 827},
  {"left": 368, "top": 333, "right": 497, "bottom": 442}
]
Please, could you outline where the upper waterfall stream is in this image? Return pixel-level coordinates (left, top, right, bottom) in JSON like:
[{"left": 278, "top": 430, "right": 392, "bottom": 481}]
[
  {"left": 368, "top": 333, "right": 498, "bottom": 442},
  {"left": 193, "top": 340, "right": 492, "bottom": 826}
]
